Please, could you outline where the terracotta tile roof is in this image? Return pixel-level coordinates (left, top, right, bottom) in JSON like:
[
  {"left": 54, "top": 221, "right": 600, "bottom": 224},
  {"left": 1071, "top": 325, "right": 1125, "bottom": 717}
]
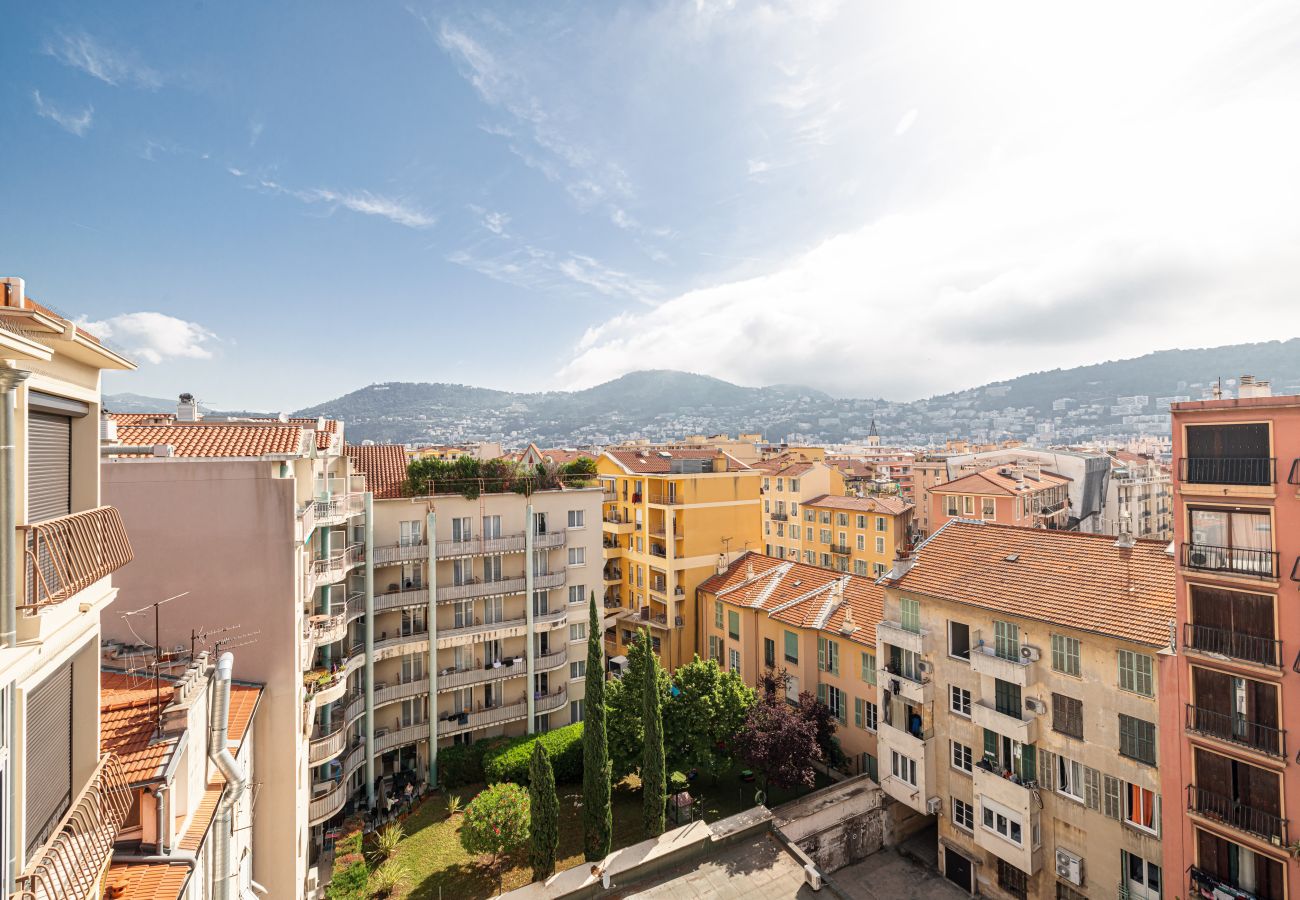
[
  {"left": 176, "top": 780, "right": 224, "bottom": 852},
  {"left": 605, "top": 448, "right": 752, "bottom": 474},
  {"left": 108, "top": 412, "right": 177, "bottom": 426},
  {"left": 895, "top": 520, "right": 1175, "bottom": 647},
  {"left": 287, "top": 417, "right": 339, "bottom": 451},
  {"left": 699, "top": 553, "right": 883, "bottom": 647},
  {"left": 346, "top": 444, "right": 410, "bottom": 499},
  {"left": 112, "top": 423, "right": 305, "bottom": 458},
  {"left": 805, "top": 494, "right": 912, "bottom": 516},
  {"left": 826, "top": 458, "right": 876, "bottom": 478},
  {"left": 542, "top": 448, "right": 594, "bottom": 465},
  {"left": 752, "top": 454, "right": 815, "bottom": 477},
  {"left": 104, "top": 861, "right": 191, "bottom": 900},
  {"left": 1110, "top": 450, "right": 1152, "bottom": 464},
  {"left": 100, "top": 672, "right": 178, "bottom": 783},
  {"left": 931, "top": 467, "right": 1070, "bottom": 497}
]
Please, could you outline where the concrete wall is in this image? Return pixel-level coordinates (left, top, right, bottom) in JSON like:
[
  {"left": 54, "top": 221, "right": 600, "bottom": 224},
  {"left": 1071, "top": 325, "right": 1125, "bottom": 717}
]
[{"left": 773, "top": 775, "right": 886, "bottom": 873}]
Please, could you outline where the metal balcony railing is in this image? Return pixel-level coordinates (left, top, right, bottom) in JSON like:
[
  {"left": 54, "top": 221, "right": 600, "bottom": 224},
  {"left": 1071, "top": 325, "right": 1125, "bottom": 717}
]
[
  {"left": 373, "top": 540, "right": 428, "bottom": 566},
  {"left": 1185, "top": 704, "right": 1286, "bottom": 758},
  {"left": 1179, "top": 457, "right": 1275, "bottom": 487},
  {"left": 1187, "top": 784, "right": 1287, "bottom": 844},
  {"left": 440, "top": 575, "right": 527, "bottom": 602},
  {"left": 18, "top": 506, "right": 134, "bottom": 614},
  {"left": 1188, "top": 867, "right": 1266, "bottom": 900},
  {"left": 1182, "top": 543, "right": 1279, "bottom": 579},
  {"left": 309, "top": 780, "right": 347, "bottom": 825},
  {"left": 13, "top": 753, "right": 133, "bottom": 900},
  {"left": 1183, "top": 622, "right": 1281, "bottom": 668},
  {"left": 829, "top": 544, "right": 852, "bottom": 555},
  {"left": 770, "top": 511, "right": 789, "bottom": 522},
  {"left": 305, "top": 612, "right": 347, "bottom": 648}
]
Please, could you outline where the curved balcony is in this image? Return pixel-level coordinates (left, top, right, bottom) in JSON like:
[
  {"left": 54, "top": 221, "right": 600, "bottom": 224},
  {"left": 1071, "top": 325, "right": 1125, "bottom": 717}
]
[
  {"left": 376, "top": 586, "right": 428, "bottom": 613},
  {"left": 374, "top": 541, "right": 428, "bottom": 566},
  {"left": 345, "top": 592, "right": 366, "bottom": 622},
  {"left": 314, "top": 551, "right": 349, "bottom": 585},
  {"left": 535, "top": 607, "right": 569, "bottom": 631},
  {"left": 437, "top": 615, "right": 528, "bottom": 649},
  {"left": 535, "top": 571, "right": 566, "bottom": 590},
  {"left": 305, "top": 613, "right": 347, "bottom": 650},
  {"left": 437, "top": 686, "right": 567, "bottom": 737},
  {"left": 375, "top": 722, "right": 431, "bottom": 757},
  {"left": 373, "top": 630, "right": 429, "bottom": 661},
  {"left": 309, "top": 716, "right": 347, "bottom": 765},
  {"left": 440, "top": 575, "right": 527, "bottom": 602},
  {"left": 309, "top": 780, "right": 347, "bottom": 825},
  {"left": 306, "top": 671, "right": 349, "bottom": 707},
  {"left": 358, "top": 679, "right": 429, "bottom": 722},
  {"left": 346, "top": 543, "right": 365, "bottom": 570},
  {"left": 342, "top": 741, "right": 366, "bottom": 780}
]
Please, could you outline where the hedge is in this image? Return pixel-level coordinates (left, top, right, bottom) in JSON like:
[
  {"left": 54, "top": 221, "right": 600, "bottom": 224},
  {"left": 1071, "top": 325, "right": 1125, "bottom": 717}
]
[
  {"left": 438, "top": 738, "right": 504, "bottom": 789},
  {"left": 483, "top": 723, "right": 584, "bottom": 786}
]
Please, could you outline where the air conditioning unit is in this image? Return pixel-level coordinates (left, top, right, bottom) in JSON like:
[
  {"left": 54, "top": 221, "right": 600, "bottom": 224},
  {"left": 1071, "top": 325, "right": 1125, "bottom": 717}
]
[
  {"left": 1021, "top": 645, "right": 1041, "bottom": 662},
  {"left": 917, "top": 660, "right": 934, "bottom": 676},
  {"left": 926, "top": 796, "right": 942, "bottom": 815},
  {"left": 804, "top": 864, "right": 823, "bottom": 891},
  {"left": 1055, "top": 848, "right": 1084, "bottom": 886},
  {"left": 1025, "top": 697, "right": 1047, "bottom": 716}
]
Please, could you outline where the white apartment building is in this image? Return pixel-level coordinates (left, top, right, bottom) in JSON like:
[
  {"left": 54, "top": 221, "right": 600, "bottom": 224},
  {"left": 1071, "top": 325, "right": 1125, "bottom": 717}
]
[{"left": 1101, "top": 451, "right": 1172, "bottom": 541}]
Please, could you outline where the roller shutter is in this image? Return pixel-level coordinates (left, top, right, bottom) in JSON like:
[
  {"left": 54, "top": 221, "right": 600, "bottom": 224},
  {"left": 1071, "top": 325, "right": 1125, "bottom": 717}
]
[
  {"left": 24, "top": 663, "right": 73, "bottom": 856},
  {"left": 27, "top": 412, "right": 71, "bottom": 522}
]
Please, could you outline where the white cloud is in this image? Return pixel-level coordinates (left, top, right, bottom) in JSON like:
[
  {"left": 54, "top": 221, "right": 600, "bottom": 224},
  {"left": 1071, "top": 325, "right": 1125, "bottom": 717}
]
[
  {"left": 43, "top": 30, "right": 162, "bottom": 89},
  {"left": 893, "top": 109, "right": 918, "bottom": 136},
  {"left": 78, "top": 313, "right": 217, "bottom": 365},
  {"left": 467, "top": 206, "right": 511, "bottom": 235},
  {"left": 248, "top": 119, "right": 264, "bottom": 147},
  {"left": 228, "top": 169, "right": 435, "bottom": 229},
  {"left": 449, "top": 245, "right": 657, "bottom": 305},
  {"left": 32, "top": 91, "right": 92, "bottom": 136}
]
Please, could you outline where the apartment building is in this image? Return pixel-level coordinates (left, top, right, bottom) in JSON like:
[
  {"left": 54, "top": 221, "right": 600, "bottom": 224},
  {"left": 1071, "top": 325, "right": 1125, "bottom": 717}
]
[
  {"left": 943, "top": 449, "right": 1113, "bottom": 533},
  {"left": 347, "top": 444, "right": 602, "bottom": 783},
  {"left": 697, "top": 554, "right": 885, "bottom": 781},
  {"left": 755, "top": 454, "right": 845, "bottom": 561},
  {"left": 1164, "top": 389, "right": 1299, "bottom": 900},
  {"left": 1102, "top": 452, "right": 1173, "bottom": 541},
  {"left": 0, "top": 278, "right": 136, "bottom": 899},
  {"left": 100, "top": 655, "right": 262, "bottom": 898},
  {"left": 910, "top": 458, "right": 949, "bottom": 538},
  {"left": 102, "top": 403, "right": 364, "bottom": 899},
  {"left": 877, "top": 520, "right": 1173, "bottom": 900},
  {"left": 597, "top": 448, "right": 761, "bottom": 669},
  {"left": 799, "top": 495, "right": 914, "bottom": 579},
  {"left": 930, "top": 466, "right": 1072, "bottom": 532}
]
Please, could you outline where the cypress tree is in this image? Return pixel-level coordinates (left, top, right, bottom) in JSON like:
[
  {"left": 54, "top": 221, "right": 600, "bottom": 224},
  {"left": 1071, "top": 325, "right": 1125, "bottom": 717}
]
[
  {"left": 528, "top": 741, "right": 559, "bottom": 878},
  {"left": 641, "top": 628, "right": 666, "bottom": 838},
  {"left": 582, "top": 592, "right": 613, "bottom": 860}
]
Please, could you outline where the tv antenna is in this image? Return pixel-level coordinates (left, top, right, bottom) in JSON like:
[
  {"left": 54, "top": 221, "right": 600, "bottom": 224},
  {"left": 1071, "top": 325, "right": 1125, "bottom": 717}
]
[{"left": 119, "top": 591, "right": 190, "bottom": 738}]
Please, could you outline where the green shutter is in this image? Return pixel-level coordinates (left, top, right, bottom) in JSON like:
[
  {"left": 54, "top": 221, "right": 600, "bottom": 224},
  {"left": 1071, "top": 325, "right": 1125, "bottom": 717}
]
[
  {"left": 818, "top": 636, "right": 826, "bottom": 671},
  {"left": 817, "top": 683, "right": 827, "bottom": 705},
  {"left": 785, "top": 630, "right": 798, "bottom": 662},
  {"left": 983, "top": 729, "right": 997, "bottom": 764},
  {"left": 1102, "top": 774, "right": 1121, "bottom": 819},
  {"left": 715, "top": 600, "right": 723, "bottom": 628},
  {"left": 1020, "top": 745, "right": 1035, "bottom": 783},
  {"left": 855, "top": 698, "right": 864, "bottom": 728}
]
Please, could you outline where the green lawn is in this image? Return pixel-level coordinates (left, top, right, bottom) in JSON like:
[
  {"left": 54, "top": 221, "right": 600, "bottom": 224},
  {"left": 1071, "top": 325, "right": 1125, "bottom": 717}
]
[{"left": 388, "top": 769, "right": 830, "bottom": 899}]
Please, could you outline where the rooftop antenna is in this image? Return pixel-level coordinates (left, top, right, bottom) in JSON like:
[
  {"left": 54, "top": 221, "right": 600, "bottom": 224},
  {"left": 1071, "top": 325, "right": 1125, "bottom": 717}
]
[{"left": 120, "top": 591, "right": 190, "bottom": 737}]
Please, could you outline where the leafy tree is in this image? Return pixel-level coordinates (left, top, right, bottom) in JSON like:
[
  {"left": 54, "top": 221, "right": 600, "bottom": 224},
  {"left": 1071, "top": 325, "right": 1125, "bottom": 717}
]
[
  {"left": 606, "top": 631, "right": 669, "bottom": 780},
  {"left": 562, "top": 456, "right": 598, "bottom": 476},
  {"left": 459, "top": 783, "right": 531, "bottom": 887},
  {"left": 797, "top": 690, "right": 841, "bottom": 766},
  {"left": 582, "top": 593, "right": 613, "bottom": 860},
  {"left": 528, "top": 742, "right": 559, "bottom": 878},
  {"left": 663, "top": 655, "right": 755, "bottom": 776},
  {"left": 736, "top": 668, "right": 823, "bottom": 793},
  {"left": 641, "top": 628, "right": 667, "bottom": 838}
]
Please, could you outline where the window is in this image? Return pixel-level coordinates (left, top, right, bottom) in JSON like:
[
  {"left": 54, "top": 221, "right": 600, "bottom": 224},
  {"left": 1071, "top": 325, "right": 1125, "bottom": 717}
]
[
  {"left": 963, "top": 495, "right": 975, "bottom": 516},
  {"left": 875, "top": 536, "right": 885, "bottom": 554},
  {"left": 568, "top": 585, "right": 586, "bottom": 604},
  {"left": 837, "top": 512, "right": 848, "bottom": 527},
  {"left": 948, "top": 621, "right": 971, "bottom": 660},
  {"left": 728, "top": 648, "right": 740, "bottom": 673},
  {"left": 784, "top": 630, "right": 799, "bottom": 663},
  {"left": 819, "top": 528, "right": 832, "bottom": 543},
  {"left": 900, "top": 596, "right": 920, "bottom": 633},
  {"left": 856, "top": 514, "right": 867, "bottom": 529},
  {"left": 567, "top": 547, "right": 586, "bottom": 566},
  {"left": 996, "top": 859, "right": 1029, "bottom": 900},
  {"left": 982, "top": 799, "right": 1024, "bottom": 847},
  {"left": 1056, "top": 885, "right": 1086, "bottom": 900},
  {"left": 1052, "top": 693, "right": 1084, "bottom": 739},
  {"left": 784, "top": 675, "right": 799, "bottom": 704},
  {"left": 764, "top": 638, "right": 775, "bottom": 669},
  {"left": 570, "top": 699, "right": 585, "bottom": 722},
  {"left": 777, "top": 478, "right": 785, "bottom": 492},
  {"left": 860, "top": 651, "right": 876, "bottom": 685},
  {"left": 855, "top": 698, "right": 877, "bottom": 731},
  {"left": 1056, "top": 754, "right": 1085, "bottom": 803},
  {"left": 708, "top": 635, "right": 721, "bottom": 662},
  {"left": 1119, "top": 714, "right": 1157, "bottom": 765},
  {"left": 569, "top": 623, "right": 587, "bottom": 642},
  {"left": 993, "top": 620, "right": 1020, "bottom": 660},
  {"left": 856, "top": 534, "right": 865, "bottom": 551},
  {"left": 952, "top": 798, "right": 974, "bottom": 831},
  {"left": 890, "top": 751, "right": 917, "bottom": 787},
  {"left": 861, "top": 752, "right": 878, "bottom": 781},
  {"left": 570, "top": 660, "right": 587, "bottom": 679},
  {"left": 567, "top": 509, "right": 585, "bottom": 528},
  {"left": 789, "top": 478, "right": 799, "bottom": 491},
  {"left": 1051, "top": 634, "right": 1080, "bottom": 676},
  {"left": 982, "top": 497, "right": 996, "bottom": 519},
  {"left": 715, "top": 600, "right": 723, "bottom": 629},
  {"left": 994, "top": 678, "right": 1021, "bottom": 717},
  {"left": 727, "top": 610, "right": 740, "bottom": 640},
  {"left": 951, "top": 741, "right": 973, "bottom": 772},
  {"left": 1124, "top": 785, "right": 1159, "bottom": 834},
  {"left": 946, "top": 495, "right": 959, "bottom": 516},
  {"left": 949, "top": 685, "right": 972, "bottom": 717},
  {"left": 823, "top": 685, "right": 847, "bottom": 723},
  {"left": 1123, "top": 850, "right": 1162, "bottom": 899},
  {"left": 853, "top": 560, "right": 868, "bottom": 576},
  {"left": 1118, "top": 650, "right": 1154, "bottom": 697},
  {"left": 818, "top": 637, "right": 840, "bottom": 675}
]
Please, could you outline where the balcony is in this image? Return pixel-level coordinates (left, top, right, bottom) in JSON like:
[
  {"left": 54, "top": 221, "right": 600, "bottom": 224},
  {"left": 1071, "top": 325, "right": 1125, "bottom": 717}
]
[
  {"left": 438, "top": 686, "right": 567, "bottom": 737},
  {"left": 535, "top": 529, "right": 567, "bottom": 549},
  {"left": 1182, "top": 543, "right": 1279, "bottom": 579},
  {"left": 13, "top": 753, "right": 132, "bottom": 900},
  {"left": 309, "top": 779, "right": 347, "bottom": 825},
  {"left": 1180, "top": 457, "right": 1275, "bottom": 487},
  {"left": 344, "top": 591, "right": 366, "bottom": 622},
  {"left": 972, "top": 701, "right": 1038, "bottom": 745},
  {"left": 1184, "top": 622, "right": 1281, "bottom": 668},
  {"left": 373, "top": 630, "right": 429, "bottom": 660},
  {"left": 305, "top": 612, "right": 347, "bottom": 650},
  {"left": 829, "top": 544, "right": 852, "bottom": 555},
  {"left": 309, "top": 713, "right": 348, "bottom": 764},
  {"left": 535, "top": 571, "right": 566, "bottom": 590},
  {"left": 374, "top": 722, "right": 430, "bottom": 756},
  {"left": 438, "top": 656, "right": 526, "bottom": 691},
  {"left": 1187, "top": 784, "right": 1287, "bottom": 845},
  {"left": 437, "top": 615, "right": 528, "bottom": 648},
  {"left": 18, "top": 506, "right": 133, "bottom": 614},
  {"left": 770, "top": 511, "right": 789, "bottom": 522},
  {"left": 602, "top": 514, "right": 635, "bottom": 534},
  {"left": 1189, "top": 867, "right": 1271, "bottom": 900},
  {"left": 439, "top": 575, "right": 527, "bottom": 602},
  {"left": 314, "top": 495, "right": 351, "bottom": 527},
  {"left": 375, "top": 586, "right": 428, "bottom": 613},
  {"left": 374, "top": 540, "right": 428, "bottom": 566},
  {"left": 882, "top": 668, "right": 931, "bottom": 706},
  {"left": 1186, "top": 704, "right": 1286, "bottom": 758},
  {"left": 647, "top": 494, "right": 679, "bottom": 506},
  {"left": 314, "top": 550, "right": 350, "bottom": 585},
  {"left": 436, "top": 532, "right": 525, "bottom": 557},
  {"left": 877, "top": 620, "right": 925, "bottom": 654},
  {"left": 603, "top": 568, "right": 623, "bottom": 584},
  {"left": 969, "top": 644, "right": 1034, "bottom": 686}
]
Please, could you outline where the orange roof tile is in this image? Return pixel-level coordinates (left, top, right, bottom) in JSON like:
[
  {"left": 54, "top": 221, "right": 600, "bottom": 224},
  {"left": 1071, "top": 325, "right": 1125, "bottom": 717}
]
[
  {"left": 113, "top": 423, "right": 305, "bottom": 458},
  {"left": 805, "top": 494, "right": 913, "bottom": 516},
  {"left": 100, "top": 672, "right": 178, "bottom": 783},
  {"left": 108, "top": 412, "right": 178, "bottom": 426},
  {"left": 895, "top": 521, "right": 1175, "bottom": 647},
  {"left": 605, "top": 448, "right": 751, "bottom": 474},
  {"left": 699, "top": 553, "right": 883, "bottom": 647},
  {"left": 346, "top": 444, "right": 410, "bottom": 499},
  {"left": 930, "top": 467, "right": 1070, "bottom": 497},
  {"left": 541, "top": 448, "right": 594, "bottom": 465},
  {"left": 104, "top": 861, "right": 191, "bottom": 900},
  {"left": 752, "top": 454, "right": 815, "bottom": 477},
  {"left": 826, "top": 458, "right": 876, "bottom": 478}
]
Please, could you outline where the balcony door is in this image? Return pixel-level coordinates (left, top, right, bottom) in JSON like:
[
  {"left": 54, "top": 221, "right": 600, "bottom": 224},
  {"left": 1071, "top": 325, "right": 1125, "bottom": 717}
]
[
  {"left": 452, "top": 517, "right": 472, "bottom": 542},
  {"left": 1122, "top": 851, "right": 1161, "bottom": 900},
  {"left": 482, "top": 555, "right": 503, "bottom": 583},
  {"left": 1196, "top": 828, "right": 1284, "bottom": 900},
  {"left": 399, "top": 519, "right": 422, "bottom": 548},
  {"left": 482, "top": 515, "right": 502, "bottom": 540},
  {"left": 1189, "top": 586, "right": 1276, "bottom": 666},
  {"left": 1189, "top": 507, "right": 1273, "bottom": 575}
]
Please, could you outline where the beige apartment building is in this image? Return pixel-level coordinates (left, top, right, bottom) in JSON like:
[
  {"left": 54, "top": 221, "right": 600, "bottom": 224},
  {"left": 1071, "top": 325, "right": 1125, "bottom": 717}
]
[
  {"left": 876, "top": 520, "right": 1173, "bottom": 900},
  {"left": 1102, "top": 451, "right": 1172, "bottom": 540},
  {"left": 910, "top": 458, "right": 949, "bottom": 538},
  {"left": 103, "top": 404, "right": 365, "bottom": 899},
  {"left": 0, "top": 278, "right": 137, "bottom": 899},
  {"left": 347, "top": 445, "right": 603, "bottom": 783},
  {"left": 754, "top": 453, "right": 845, "bottom": 561}
]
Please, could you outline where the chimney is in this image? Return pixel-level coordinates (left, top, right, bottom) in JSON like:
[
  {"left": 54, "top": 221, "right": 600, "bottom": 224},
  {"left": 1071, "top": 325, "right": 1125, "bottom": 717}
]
[
  {"left": 177, "top": 392, "right": 201, "bottom": 422},
  {"left": 100, "top": 410, "right": 118, "bottom": 442},
  {"left": 711, "top": 452, "right": 728, "bottom": 473},
  {"left": 1238, "top": 375, "right": 1273, "bottom": 399},
  {"left": 1114, "top": 531, "right": 1136, "bottom": 550},
  {"left": 0, "top": 277, "right": 26, "bottom": 309},
  {"left": 892, "top": 552, "right": 916, "bottom": 579}
]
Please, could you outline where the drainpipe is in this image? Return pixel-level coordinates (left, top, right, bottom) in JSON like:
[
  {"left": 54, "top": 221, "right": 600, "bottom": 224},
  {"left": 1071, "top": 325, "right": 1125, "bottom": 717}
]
[
  {"left": 363, "top": 491, "right": 375, "bottom": 810},
  {"left": 210, "top": 653, "right": 248, "bottom": 900},
  {"left": 1, "top": 367, "right": 27, "bottom": 900},
  {"left": 525, "top": 504, "right": 536, "bottom": 733},
  {"left": 426, "top": 510, "right": 437, "bottom": 788}
]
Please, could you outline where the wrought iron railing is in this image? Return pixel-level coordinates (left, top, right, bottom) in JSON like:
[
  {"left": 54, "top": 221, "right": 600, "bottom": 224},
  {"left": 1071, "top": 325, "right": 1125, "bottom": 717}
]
[
  {"left": 1185, "top": 703, "right": 1286, "bottom": 757},
  {"left": 1187, "top": 783, "right": 1287, "bottom": 844},
  {"left": 1181, "top": 543, "right": 1279, "bottom": 579},
  {"left": 1183, "top": 622, "right": 1281, "bottom": 667},
  {"left": 1180, "top": 457, "right": 1275, "bottom": 487},
  {"left": 19, "top": 506, "right": 133, "bottom": 613}
]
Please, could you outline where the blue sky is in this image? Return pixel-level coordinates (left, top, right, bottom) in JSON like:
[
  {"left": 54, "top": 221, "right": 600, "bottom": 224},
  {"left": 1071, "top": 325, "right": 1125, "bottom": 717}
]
[{"left": 4, "top": 2, "right": 1300, "bottom": 411}]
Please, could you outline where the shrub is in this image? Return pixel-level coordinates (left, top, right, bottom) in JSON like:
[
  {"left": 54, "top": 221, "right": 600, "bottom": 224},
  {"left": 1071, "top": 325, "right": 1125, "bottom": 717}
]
[
  {"left": 446, "top": 793, "right": 463, "bottom": 818},
  {"left": 438, "top": 737, "right": 503, "bottom": 788},
  {"left": 460, "top": 783, "right": 531, "bottom": 869},
  {"left": 325, "top": 857, "right": 368, "bottom": 900},
  {"left": 367, "top": 823, "right": 404, "bottom": 867},
  {"left": 483, "top": 723, "right": 584, "bottom": 786},
  {"left": 367, "top": 860, "right": 411, "bottom": 898}
]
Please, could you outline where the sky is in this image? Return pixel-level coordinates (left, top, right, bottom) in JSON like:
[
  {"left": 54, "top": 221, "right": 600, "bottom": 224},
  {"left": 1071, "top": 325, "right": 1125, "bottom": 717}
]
[{"left": 3, "top": 1, "right": 1300, "bottom": 411}]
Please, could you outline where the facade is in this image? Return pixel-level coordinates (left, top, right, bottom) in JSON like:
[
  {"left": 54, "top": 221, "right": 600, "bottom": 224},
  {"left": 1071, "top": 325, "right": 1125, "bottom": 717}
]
[
  {"left": 102, "top": 407, "right": 363, "bottom": 899},
  {"left": 1164, "top": 391, "right": 1300, "bottom": 900},
  {"left": 910, "top": 458, "right": 949, "bottom": 538},
  {"left": 597, "top": 448, "right": 762, "bottom": 669},
  {"left": 1101, "top": 451, "right": 1173, "bottom": 541},
  {"left": 944, "top": 449, "right": 1113, "bottom": 533},
  {"left": 799, "top": 495, "right": 914, "bottom": 579},
  {"left": 697, "top": 554, "right": 885, "bottom": 781},
  {"left": 878, "top": 520, "right": 1173, "bottom": 900},
  {"left": 930, "top": 466, "right": 1072, "bottom": 532},
  {"left": 0, "top": 278, "right": 137, "bottom": 899},
  {"left": 347, "top": 445, "right": 603, "bottom": 780},
  {"left": 755, "top": 454, "right": 845, "bottom": 561},
  {"left": 101, "top": 658, "right": 262, "bottom": 899}
]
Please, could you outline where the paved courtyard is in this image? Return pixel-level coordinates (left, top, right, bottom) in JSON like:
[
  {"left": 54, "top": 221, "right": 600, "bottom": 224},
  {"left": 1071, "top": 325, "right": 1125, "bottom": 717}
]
[{"left": 832, "top": 848, "right": 972, "bottom": 900}]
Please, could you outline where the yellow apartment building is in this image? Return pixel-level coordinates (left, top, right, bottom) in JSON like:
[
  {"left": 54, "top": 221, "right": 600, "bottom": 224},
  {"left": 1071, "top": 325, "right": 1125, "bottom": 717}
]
[
  {"left": 697, "top": 554, "right": 886, "bottom": 781},
  {"left": 876, "top": 520, "right": 1173, "bottom": 899},
  {"left": 801, "top": 494, "right": 914, "bottom": 578},
  {"left": 597, "top": 448, "right": 762, "bottom": 669},
  {"left": 755, "top": 454, "right": 846, "bottom": 562}
]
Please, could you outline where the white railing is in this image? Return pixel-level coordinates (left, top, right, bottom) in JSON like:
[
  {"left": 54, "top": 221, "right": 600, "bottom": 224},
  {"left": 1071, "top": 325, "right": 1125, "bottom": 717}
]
[
  {"left": 305, "top": 613, "right": 347, "bottom": 648},
  {"left": 308, "top": 721, "right": 347, "bottom": 765},
  {"left": 534, "top": 571, "right": 567, "bottom": 589},
  {"left": 308, "top": 780, "right": 347, "bottom": 825},
  {"left": 439, "top": 575, "right": 527, "bottom": 602},
  {"left": 375, "top": 587, "right": 428, "bottom": 612},
  {"left": 374, "top": 541, "right": 428, "bottom": 566},
  {"left": 437, "top": 616, "right": 529, "bottom": 647}
]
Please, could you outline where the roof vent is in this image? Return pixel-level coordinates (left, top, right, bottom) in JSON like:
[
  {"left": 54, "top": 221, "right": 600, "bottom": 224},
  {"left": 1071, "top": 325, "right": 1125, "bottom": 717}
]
[
  {"left": 177, "top": 392, "right": 201, "bottom": 422},
  {"left": 1114, "top": 532, "right": 1136, "bottom": 550},
  {"left": 1004, "top": 553, "right": 1019, "bottom": 562}
]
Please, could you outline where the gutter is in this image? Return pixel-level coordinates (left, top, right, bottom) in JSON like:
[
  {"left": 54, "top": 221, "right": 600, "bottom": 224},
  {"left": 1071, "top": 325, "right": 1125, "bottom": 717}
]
[
  {"left": 210, "top": 653, "right": 249, "bottom": 900},
  {"left": 0, "top": 366, "right": 28, "bottom": 897}
]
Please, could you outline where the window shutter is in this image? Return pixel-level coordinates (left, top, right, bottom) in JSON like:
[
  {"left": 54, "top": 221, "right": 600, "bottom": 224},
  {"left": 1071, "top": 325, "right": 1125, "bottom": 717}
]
[
  {"left": 1039, "top": 749, "right": 1054, "bottom": 791},
  {"left": 1102, "top": 774, "right": 1121, "bottom": 819},
  {"left": 983, "top": 728, "right": 997, "bottom": 763},
  {"left": 25, "top": 662, "right": 73, "bottom": 855},
  {"left": 27, "top": 411, "right": 72, "bottom": 522},
  {"left": 1084, "top": 766, "right": 1100, "bottom": 811},
  {"left": 818, "top": 637, "right": 826, "bottom": 671},
  {"left": 855, "top": 698, "right": 863, "bottom": 728},
  {"left": 817, "top": 683, "right": 827, "bottom": 705},
  {"left": 831, "top": 642, "right": 839, "bottom": 676}
]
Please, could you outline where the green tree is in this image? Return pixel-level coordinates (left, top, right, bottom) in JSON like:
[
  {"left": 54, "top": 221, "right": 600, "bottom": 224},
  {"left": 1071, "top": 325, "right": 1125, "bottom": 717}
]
[
  {"left": 641, "top": 628, "right": 667, "bottom": 838},
  {"left": 663, "top": 655, "right": 755, "bottom": 776},
  {"left": 459, "top": 783, "right": 531, "bottom": 889},
  {"left": 528, "top": 742, "right": 559, "bottom": 878},
  {"left": 582, "top": 592, "right": 613, "bottom": 860},
  {"left": 606, "top": 631, "right": 669, "bottom": 779}
]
